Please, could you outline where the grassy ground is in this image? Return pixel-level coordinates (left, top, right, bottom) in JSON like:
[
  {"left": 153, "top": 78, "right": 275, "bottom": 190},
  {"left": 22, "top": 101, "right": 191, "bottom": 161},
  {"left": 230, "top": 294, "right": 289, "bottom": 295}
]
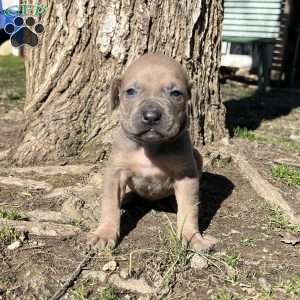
[
  {"left": 0, "top": 55, "right": 25, "bottom": 154},
  {"left": 271, "top": 165, "right": 300, "bottom": 188},
  {"left": 0, "top": 55, "right": 25, "bottom": 104},
  {"left": 223, "top": 83, "right": 300, "bottom": 154}
]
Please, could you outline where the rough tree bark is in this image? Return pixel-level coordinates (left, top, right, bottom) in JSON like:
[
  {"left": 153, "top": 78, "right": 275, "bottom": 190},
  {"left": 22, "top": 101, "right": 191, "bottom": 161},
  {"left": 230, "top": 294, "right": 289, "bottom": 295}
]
[{"left": 14, "top": 0, "right": 226, "bottom": 165}]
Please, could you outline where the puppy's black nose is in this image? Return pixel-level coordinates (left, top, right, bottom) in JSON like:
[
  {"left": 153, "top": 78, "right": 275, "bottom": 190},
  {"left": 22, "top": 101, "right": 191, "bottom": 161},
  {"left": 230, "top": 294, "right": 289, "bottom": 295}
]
[{"left": 142, "top": 108, "right": 162, "bottom": 125}]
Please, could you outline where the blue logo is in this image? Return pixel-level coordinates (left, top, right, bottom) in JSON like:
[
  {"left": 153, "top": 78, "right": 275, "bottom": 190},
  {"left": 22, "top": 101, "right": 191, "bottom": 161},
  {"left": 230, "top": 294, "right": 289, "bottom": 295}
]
[
  {"left": 0, "top": 1, "right": 46, "bottom": 48},
  {"left": 4, "top": 15, "right": 44, "bottom": 47}
]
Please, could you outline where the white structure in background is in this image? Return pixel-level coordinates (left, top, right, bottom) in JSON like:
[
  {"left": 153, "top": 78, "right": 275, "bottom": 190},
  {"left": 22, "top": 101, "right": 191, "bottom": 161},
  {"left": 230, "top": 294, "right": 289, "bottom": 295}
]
[
  {"left": 221, "top": 0, "right": 283, "bottom": 89},
  {"left": 1, "top": 0, "right": 20, "bottom": 56},
  {"left": 221, "top": 42, "right": 252, "bottom": 69}
]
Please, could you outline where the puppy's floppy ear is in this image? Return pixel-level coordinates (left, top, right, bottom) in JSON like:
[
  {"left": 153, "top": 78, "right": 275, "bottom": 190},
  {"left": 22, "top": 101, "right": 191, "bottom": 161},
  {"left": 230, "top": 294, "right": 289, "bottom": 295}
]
[{"left": 110, "top": 77, "right": 121, "bottom": 112}]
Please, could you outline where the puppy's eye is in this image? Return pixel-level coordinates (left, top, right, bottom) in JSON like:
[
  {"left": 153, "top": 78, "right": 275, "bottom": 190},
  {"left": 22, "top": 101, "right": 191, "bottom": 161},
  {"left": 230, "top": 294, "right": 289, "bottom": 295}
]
[
  {"left": 170, "top": 90, "right": 183, "bottom": 97},
  {"left": 126, "top": 88, "right": 138, "bottom": 97}
]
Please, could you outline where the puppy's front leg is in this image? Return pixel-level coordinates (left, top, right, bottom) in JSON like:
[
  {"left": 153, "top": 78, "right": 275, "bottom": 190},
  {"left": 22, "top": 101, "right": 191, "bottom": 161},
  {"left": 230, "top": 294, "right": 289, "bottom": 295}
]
[
  {"left": 89, "top": 167, "right": 126, "bottom": 249},
  {"left": 174, "top": 174, "right": 217, "bottom": 252}
]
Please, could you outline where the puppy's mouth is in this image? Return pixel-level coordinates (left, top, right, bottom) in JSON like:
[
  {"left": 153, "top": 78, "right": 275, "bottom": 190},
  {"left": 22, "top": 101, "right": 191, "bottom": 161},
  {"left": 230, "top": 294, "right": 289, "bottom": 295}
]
[
  {"left": 122, "top": 119, "right": 187, "bottom": 145},
  {"left": 138, "top": 128, "right": 164, "bottom": 141},
  {"left": 122, "top": 126, "right": 165, "bottom": 144}
]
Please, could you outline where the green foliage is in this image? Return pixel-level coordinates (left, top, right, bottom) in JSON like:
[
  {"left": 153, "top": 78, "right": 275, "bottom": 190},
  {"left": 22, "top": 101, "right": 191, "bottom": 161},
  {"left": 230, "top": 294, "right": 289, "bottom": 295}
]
[
  {"left": 0, "top": 225, "right": 19, "bottom": 245},
  {"left": 268, "top": 208, "right": 300, "bottom": 233},
  {"left": 240, "top": 237, "right": 256, "bottom": 247},
  {"left": 0, "top": 208, "right": 23, "bottom": 220},
  {"left": 211, "top": 289, "right": 236, "bottom": 300},
  {"left": 70, "top": 286, "right": 87, "bottom": 300},
  {"left": 70, "top": 286, "right": 119, "bottom": 300},
  {"left": 0, "top": 55, "right": 25, "bottom": 103},
  {"left": 224, "top": 253, "right": 240, "bottom": 269},
  {"left": 282, "top": 277, "right": 300, "bottom": 298},
  {"left": 159, "top": 217, "right": 193, "bottom": 287},
  {"left": 271, "top": 164, "right": 300, "bottom": 188},
  {"left": 233, "top": 126, "right": 258, "bottom": 141},
  {"left": 100, "top": 287, "right": 119, "bottom": 300}
]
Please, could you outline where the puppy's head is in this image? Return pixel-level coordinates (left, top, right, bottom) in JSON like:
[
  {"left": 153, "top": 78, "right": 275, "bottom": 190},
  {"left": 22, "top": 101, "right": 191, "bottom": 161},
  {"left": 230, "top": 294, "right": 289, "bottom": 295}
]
[{"left": 111, "top": 54, "right": 191, "bottom": 144}]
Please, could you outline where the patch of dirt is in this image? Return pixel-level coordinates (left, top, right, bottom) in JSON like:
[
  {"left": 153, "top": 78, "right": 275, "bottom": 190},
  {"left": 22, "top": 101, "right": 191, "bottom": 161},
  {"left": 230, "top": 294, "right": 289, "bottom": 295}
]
[
  {"left": 0, "top": 160, "right": 299, "bottom": 299},
  {"left": 223, "top": 83, "right": 300, "bottom": 219},
  {"left": 232, "top": 140, "right": 300, "bottom": 219}
]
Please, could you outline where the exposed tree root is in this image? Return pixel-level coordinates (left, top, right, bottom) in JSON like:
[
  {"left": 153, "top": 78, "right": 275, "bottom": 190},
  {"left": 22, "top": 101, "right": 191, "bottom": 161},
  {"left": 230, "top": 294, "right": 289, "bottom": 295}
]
[
  {"left": 1, "top": 164, "right": 98, "bottom": 176},
  {"left": 273, "top": 159, "right": 300, "bottom": 169},
  {"left": 26, "top": 210, "right": 74, "bottom": 224},
  {"left": 0, "top": 219, "right": 80, "bottom": 237},
  {"left": 82, "top": 270, "right": 157, "bottom": 294},
  {"left": 0, "top": 176, "right": 52, "bottom": 191},
  {"left": 230, "top": 150, "right": 300, "bottom": 225}
]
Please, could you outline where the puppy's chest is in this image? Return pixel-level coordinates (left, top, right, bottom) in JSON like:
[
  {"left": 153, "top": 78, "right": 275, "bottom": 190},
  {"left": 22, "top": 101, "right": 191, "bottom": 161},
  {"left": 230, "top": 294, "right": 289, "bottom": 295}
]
[
  {"left": 126, "top": 151, "right": 174, "bottom": 200},
  {"left": 128, "top": 174, "right": 174, "bottom": 200}
]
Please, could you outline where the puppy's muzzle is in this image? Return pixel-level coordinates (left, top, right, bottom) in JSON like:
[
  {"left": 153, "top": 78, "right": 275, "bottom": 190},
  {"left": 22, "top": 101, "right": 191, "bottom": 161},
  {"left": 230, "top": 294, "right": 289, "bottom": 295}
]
[{"left": 141, "top": 103, "right": 162, "bottom": 126}]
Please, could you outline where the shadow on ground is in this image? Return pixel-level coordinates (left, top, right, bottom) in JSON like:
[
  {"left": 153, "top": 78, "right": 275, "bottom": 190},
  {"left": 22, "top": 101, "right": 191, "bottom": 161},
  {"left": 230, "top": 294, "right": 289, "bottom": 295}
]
[
  {"left": 118, "top": 172, "right": 234, "bottom": 243},
  {"left": 224, "top": 88, "right": 300, "bottom": 136}
]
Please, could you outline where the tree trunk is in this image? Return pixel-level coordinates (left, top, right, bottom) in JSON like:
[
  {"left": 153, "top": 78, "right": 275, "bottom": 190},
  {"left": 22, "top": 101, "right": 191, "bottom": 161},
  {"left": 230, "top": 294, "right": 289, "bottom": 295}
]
[{"left": 14, "top": 0, "right": 226, "bottom": 165}]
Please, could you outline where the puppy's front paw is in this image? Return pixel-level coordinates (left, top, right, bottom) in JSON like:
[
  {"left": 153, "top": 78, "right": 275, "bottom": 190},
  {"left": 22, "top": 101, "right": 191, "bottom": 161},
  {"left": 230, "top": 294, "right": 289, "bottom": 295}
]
[
  {"left": 88, "top": 224, "right": 119, "bottom": 250},
  {"left": 184, "top": 232, "right": 218, "bottom": 252}
]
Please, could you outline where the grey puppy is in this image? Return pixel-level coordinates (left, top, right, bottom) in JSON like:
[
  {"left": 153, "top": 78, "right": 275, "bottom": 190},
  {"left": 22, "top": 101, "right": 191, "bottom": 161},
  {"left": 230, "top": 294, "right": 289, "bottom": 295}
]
[{"left": 89, "top": 54, "right": 217, "bottom": 251}]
